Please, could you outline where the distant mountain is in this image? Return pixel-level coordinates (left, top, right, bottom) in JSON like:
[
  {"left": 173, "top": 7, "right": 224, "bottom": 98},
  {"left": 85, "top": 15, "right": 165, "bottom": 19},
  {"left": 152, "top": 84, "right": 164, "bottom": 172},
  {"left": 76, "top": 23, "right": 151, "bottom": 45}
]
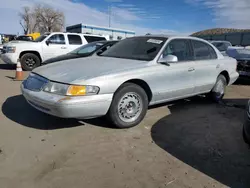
[{"left": 191, "top": 28, "right": 250, "bottom": 36}]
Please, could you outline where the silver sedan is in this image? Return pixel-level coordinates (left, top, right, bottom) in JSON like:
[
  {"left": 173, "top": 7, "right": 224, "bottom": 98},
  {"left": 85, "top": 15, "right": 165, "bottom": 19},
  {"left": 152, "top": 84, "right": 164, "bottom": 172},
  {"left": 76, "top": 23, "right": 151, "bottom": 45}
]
[{"left": 21, "top": 35, "right": 239, "bottom": 128}]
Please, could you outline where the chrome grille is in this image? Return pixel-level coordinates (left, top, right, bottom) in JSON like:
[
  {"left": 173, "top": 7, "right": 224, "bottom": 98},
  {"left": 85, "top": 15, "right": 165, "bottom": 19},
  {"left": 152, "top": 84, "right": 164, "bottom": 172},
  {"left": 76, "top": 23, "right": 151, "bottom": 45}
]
[{"left": 24, "top": 74, "right": 48, "bottom": 91}]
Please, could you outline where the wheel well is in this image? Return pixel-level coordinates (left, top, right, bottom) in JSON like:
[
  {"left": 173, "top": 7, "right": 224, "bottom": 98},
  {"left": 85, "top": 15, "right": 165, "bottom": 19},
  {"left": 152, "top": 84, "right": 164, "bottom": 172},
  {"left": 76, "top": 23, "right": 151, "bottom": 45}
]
[
  {"left": 220, "top": 71, "right": 230, "bottom": 85},
  {"left": 123, "top": 79, "right": 153, "bottom": 102},
  {"left": 19, "top": 51, "right": 42, "bottom": 64}
]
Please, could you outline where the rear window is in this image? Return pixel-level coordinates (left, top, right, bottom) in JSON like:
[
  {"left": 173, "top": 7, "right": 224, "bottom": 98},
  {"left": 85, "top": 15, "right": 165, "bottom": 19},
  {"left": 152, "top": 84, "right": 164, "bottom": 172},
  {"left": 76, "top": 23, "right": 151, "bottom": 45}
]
[
  {"left": 68, "top": 34, "right": 82, "bottom": 45},
  {"left": 84, "top": 36, "right": 107, "bottom": 43},
  {"left": 212, "top": 42, "right": 231, "bottom": 52}
]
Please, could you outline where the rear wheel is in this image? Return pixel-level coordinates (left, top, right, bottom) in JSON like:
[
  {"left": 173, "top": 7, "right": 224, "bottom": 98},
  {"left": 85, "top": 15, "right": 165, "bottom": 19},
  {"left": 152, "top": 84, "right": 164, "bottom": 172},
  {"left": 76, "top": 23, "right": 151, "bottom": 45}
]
[
  {"left": 20, "top": 53, "right": 41, "bottom": 71},
  {"left": 208, "top": 75, "right": 227, "bottom": 102},
  {"left": 107, "top": 83, "right": 148, "bottom": 128}
]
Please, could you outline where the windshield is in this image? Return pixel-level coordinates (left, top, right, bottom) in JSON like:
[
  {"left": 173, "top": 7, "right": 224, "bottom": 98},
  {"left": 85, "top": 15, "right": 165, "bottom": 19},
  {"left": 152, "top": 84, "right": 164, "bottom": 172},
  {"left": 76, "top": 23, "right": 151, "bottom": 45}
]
[
  {"left": 70, "top": 41, "right": 106, "bottom": 55},
  {"left": 100, "top": 37, "right": 167, "bottom": 61},
  {"left": 34, "top": 34, "right": 50, "bottom": 42}
]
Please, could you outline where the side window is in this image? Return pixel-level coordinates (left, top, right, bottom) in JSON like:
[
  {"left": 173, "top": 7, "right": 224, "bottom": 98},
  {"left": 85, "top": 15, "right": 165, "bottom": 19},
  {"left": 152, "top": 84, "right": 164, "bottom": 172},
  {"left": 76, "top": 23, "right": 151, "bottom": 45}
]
[
  {"left": 84, "top": 36, "right": 106, "bottom": 43},
  {"left": 68, "top": 35, "right": 82, "bottom": 45},
  {"left": 47, "top": 34, "right": 65, "bottom": 45},
  {"left": 192, "top": 40, "right": 217, "bottom": 60},
  {"left": 162, "top": 39, "right": 192, "bottom": 61}
]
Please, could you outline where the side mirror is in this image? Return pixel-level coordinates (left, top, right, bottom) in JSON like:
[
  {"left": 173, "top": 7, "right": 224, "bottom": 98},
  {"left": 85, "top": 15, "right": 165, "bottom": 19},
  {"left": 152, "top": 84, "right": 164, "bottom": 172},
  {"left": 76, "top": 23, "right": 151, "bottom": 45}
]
[
  {"left": 45, "top": 40, "right": 50, "bottom": 46},
  {"left": 158, "top": 55, "right": 178, "bottom": 65}
]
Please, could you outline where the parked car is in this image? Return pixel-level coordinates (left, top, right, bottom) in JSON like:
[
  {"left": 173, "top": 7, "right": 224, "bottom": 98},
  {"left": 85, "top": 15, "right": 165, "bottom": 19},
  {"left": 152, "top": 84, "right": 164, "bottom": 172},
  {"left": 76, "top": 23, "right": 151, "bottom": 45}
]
[
  {"left": 226, "top": 46, "right": 250, "bottom": 77},
  {"left": 21, "top": 35, "right": 239, "bottom": 128},
  {"left": 243, "top": 100, "right": 250, "bottom": 145},
  {"left": 42, "top": 40, "right": 118, "bottom": 65},
  {"left": 209, "top": 40, "right": 232, "bottom": 56},
  {"left": 1, "top": 32, "right": 108, "bottom": 71}
]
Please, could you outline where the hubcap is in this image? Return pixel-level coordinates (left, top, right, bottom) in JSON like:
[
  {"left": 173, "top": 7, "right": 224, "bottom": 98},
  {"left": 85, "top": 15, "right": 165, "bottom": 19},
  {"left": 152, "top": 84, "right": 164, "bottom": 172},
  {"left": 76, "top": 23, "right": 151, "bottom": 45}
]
[
  {"left": 214, "top": 80, "right": 225, "bottom": 99},
  {"left": 117, "top": 92, "right": 143, "bottom": 123},
  {"left": 25, "top": 58, "right": 36, "bottom": 68}
]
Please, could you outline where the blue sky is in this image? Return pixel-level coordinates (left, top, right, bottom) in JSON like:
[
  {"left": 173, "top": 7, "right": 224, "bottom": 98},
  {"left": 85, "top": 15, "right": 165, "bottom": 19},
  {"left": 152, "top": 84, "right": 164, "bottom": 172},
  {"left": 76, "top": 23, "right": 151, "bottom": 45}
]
[
  {"left": 82, "top": 0, "right": 214, "bottom": 32},
  {"left": 0, "top": 0, "right": 250, "bottom": 35}
]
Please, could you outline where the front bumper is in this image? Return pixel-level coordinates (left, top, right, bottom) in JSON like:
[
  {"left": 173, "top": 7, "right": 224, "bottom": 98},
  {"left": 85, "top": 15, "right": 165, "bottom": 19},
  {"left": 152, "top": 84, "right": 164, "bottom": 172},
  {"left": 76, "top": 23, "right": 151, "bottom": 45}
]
[
  {"left": 21, "top": 84, "right": 113, "bottom": 119},
  {"left": 1, "top": 53, "right": 18, "bottom": 64}
]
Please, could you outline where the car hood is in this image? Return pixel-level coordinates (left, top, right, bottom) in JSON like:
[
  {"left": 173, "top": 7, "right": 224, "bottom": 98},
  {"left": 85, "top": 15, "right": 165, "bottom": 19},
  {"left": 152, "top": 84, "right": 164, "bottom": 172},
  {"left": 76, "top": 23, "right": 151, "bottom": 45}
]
[
  {"left": 33, "top": 56, "right": 147, "bottom": 84},
  {"left": 4, "top": 41, "right": 36, "bottom": 47},
  {"left": 43, "top": 53, "right": 90, "bottom": 64}
]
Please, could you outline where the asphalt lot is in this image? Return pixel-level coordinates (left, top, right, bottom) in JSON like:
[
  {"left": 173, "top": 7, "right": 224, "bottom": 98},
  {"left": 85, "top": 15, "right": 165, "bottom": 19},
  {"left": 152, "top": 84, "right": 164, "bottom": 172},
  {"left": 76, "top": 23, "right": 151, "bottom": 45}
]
[{"left": 0, "top": 60, "right": 250, "bottom": 188}]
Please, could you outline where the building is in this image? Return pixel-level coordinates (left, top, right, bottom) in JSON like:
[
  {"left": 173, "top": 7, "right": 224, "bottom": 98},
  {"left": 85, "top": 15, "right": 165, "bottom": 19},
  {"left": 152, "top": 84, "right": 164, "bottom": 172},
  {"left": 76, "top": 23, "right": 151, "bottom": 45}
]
[
  {"left": 66, "top": 24, "right": 135, "bottom": 40},
  {"left": 191, "top": 28, "right": 250, "bottom": 46}
]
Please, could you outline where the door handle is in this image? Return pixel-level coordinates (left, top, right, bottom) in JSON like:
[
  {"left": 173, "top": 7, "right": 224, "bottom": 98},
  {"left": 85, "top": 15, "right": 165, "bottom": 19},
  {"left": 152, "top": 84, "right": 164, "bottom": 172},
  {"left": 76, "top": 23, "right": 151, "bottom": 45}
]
[
  {"left": 61, "top": 47, "right": 67, "bottom": 49},
  {"left": 188, "top": 67, "right": 195, "bottom": 72},
  {"left": 216, "top": 64, "right": 220, "bottom": 69}
]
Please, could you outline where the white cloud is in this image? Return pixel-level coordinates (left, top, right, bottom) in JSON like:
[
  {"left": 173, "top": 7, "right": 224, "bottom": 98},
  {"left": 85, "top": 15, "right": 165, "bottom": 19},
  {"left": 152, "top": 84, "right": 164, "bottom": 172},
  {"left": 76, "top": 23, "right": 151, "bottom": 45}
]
[
  {"left": 186, "top": 0, "right": 250, "bottom": 28},
  {"left": 117, "top": 4, "right": 135, "bottom": 7},
  {"left": 105, "top": 0, "right": 123, "bottom": 2},
  {"left": 0, "top": 0, "right": 187, "bottom": 35},
  {"left": 111, "top": 6, "right": 141, "bottom": 21}
]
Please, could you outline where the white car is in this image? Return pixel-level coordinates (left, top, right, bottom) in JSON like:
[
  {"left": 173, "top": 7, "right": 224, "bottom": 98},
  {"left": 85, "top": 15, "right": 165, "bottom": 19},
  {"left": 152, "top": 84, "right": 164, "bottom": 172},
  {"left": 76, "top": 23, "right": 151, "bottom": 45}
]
[
  {"left": 21, "top": 35, "right": 239, "bottom": 128},
  {"left": 1, "top": 32, "right": 108, "bottom": 70}
]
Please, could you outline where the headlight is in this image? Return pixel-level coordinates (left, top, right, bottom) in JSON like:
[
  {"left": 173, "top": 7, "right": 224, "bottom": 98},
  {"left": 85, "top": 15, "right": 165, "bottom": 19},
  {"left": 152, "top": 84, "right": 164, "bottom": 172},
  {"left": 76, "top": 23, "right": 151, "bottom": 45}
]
[
  {"left": 43, "top": 81, "right": 99, "bottom": 96},
  {"left": 6, "top": 46, "right": 16, "bottom": 53}
]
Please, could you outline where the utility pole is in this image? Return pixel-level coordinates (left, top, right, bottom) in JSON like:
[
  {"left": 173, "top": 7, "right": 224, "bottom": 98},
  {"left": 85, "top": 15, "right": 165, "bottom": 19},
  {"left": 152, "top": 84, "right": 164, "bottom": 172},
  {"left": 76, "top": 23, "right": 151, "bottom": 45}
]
[{"left": 108, "top": 5, "right": 111, "bottom": 28}]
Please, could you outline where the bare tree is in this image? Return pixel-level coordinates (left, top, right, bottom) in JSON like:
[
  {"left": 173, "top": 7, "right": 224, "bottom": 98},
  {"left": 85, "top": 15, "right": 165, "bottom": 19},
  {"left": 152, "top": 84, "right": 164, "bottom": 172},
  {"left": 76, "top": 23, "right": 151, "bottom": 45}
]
[
  {"left": 34, "top": 4, "right": 65, "bottom": 33},
  {"left": 19, "top": 4, "right": 65, "bottom": 34},
  {"left": 19, "top": 7, "right": 32, "bottom": 34}
]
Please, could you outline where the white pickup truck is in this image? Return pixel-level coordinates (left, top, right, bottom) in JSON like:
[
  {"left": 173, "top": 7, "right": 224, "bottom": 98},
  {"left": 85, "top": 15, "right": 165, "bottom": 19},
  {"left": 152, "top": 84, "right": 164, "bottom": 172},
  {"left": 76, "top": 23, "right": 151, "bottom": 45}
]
[{"left": 1, "top": 32, "right": 108, "bottom": 70}]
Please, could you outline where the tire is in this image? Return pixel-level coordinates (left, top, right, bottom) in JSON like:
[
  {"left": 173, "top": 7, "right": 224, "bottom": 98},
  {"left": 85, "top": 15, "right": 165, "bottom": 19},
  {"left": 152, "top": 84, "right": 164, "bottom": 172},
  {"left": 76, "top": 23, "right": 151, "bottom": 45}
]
[
  {"left": 208, "top": 74, "right": 227, "bottom": 103},
  {"left": 20, "top": 53, "right": 41, "bottom": 71},
  {"left": 107, "top": 83, "right": 149, "bottom": 128}
]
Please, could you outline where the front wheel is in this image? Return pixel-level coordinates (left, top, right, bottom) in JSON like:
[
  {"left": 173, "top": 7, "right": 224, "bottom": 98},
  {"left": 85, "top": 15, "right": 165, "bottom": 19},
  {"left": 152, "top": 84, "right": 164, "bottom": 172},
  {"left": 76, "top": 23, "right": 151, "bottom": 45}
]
[
  {"left": 208, "top": 75, "right": 227, "bottom": 103},
  {"left": 20, "top": 53, "right": 41, "bottom": 71},
  {"left": 107, "top": 83, "right": 148, "bottom": 128}
]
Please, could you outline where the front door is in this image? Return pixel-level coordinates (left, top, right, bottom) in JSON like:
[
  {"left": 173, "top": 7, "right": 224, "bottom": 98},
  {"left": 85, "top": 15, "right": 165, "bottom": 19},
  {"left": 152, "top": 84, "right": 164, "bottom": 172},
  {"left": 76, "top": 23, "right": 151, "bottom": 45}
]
[
  {"left": 42, "top": 34, "right": 69, "bottom": 62},
  {"left": 154, "top": 39, "right": 195, "bottom": 101}
]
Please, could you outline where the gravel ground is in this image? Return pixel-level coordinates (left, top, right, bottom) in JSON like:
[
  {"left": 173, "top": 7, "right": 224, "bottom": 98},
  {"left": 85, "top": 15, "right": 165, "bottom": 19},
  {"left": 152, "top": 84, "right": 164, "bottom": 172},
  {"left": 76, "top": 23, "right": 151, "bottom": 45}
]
[{"left": 0, "top": 61, "right": 250, "bottom": 188}]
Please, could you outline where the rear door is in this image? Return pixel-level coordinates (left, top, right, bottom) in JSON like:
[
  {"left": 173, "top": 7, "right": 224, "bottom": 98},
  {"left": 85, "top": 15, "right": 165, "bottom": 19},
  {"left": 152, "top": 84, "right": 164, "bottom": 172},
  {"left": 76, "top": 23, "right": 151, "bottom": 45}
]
[
  {"left": 191, "top": 39, "right": 221, "bottom": 93},
  {"left": 67, "top": 34, "right": 83, "bottom": 52},
  {"left": 84, "top": 36, "right": 107, "bottom": 43},
  {"left": 42, "top": 33, "right": 68, "bottom": 61}
]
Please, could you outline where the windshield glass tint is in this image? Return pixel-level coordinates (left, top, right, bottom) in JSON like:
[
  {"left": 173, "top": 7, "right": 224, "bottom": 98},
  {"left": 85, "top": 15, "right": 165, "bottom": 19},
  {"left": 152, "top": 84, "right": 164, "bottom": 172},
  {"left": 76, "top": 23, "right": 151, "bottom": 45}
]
[
  {"left": 70, "top": 41, "right": 105, "bottom": 54},
  {"left": 101, "top": 37, "right": 167, "bottom": 61},
  {"left": 34, "top": 34, "right": 49, "bottom": 42}
]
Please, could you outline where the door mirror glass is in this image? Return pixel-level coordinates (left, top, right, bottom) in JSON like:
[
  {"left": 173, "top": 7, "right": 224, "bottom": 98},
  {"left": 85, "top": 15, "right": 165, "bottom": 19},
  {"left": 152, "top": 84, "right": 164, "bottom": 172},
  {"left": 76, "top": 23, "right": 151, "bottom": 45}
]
[{"left": 158, "top": 55, "right": 178, "bottom": 64}]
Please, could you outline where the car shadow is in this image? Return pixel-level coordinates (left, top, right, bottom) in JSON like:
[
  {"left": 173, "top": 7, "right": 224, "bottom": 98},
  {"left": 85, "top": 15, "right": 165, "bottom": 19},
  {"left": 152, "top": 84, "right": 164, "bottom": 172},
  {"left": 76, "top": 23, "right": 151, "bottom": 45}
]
[
  {"left": 151, "top": 97, "right": 250, "bottom": 188},
  {"left": 2, "top": 95, "right": 84, "bottom": 130},
  {"left": 0, "top": 64, "right": 15, "bottom": 70},
  {"left": 234, "top": 77, "right": 250, "bottom": 85}
]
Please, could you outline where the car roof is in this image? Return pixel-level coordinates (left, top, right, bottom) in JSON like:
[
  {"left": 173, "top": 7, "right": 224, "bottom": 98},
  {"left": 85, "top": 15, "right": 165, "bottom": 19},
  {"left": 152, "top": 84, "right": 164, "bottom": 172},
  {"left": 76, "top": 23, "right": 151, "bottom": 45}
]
[
  {"left": 210, "top": 40, "right": 231, "bottom": 43},
  {"left": 133, "top": 34, "right": 208, "bottom": 41}
]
